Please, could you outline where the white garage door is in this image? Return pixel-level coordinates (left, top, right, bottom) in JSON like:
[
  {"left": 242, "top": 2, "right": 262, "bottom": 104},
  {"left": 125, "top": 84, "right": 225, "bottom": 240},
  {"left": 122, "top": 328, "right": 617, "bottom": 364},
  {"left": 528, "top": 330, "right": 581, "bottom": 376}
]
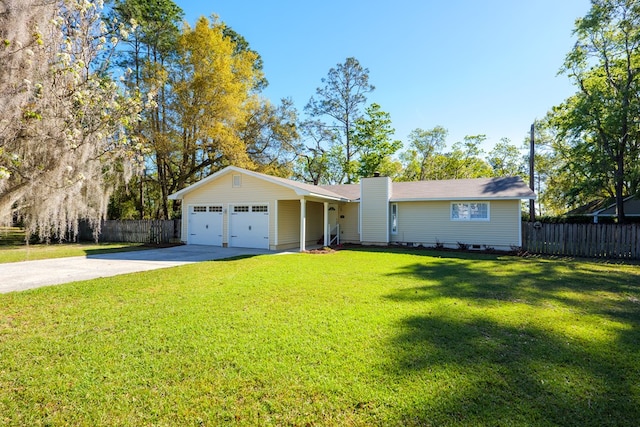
[
  {"left": 188, "top": 205, "right": 223, "bottom": 246},
  {"left": 229, "top": 204, "right": 269, "bottom": 249}
]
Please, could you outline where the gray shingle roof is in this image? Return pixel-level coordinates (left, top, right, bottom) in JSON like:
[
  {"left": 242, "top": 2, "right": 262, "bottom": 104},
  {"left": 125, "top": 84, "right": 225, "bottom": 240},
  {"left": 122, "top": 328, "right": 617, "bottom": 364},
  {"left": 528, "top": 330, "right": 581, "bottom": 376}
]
[
  {"left": 389, "top": 176, "right": 535, "bottom": 200},
  {"left": 320, "top": 176, "right": 535, "bottom": 201},
  {"left": 170, "top": 166, "right": 535, "bottom": 202},
  {"left": 319, "top": 184, "right": 361, "bottom": 200}
]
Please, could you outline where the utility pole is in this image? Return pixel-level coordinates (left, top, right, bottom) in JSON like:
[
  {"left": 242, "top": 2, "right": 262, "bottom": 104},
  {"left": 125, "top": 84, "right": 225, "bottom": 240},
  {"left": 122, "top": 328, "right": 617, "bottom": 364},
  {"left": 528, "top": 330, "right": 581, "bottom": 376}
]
[{"left": 529, "top": 123, "right": 536, "bottom": 222}]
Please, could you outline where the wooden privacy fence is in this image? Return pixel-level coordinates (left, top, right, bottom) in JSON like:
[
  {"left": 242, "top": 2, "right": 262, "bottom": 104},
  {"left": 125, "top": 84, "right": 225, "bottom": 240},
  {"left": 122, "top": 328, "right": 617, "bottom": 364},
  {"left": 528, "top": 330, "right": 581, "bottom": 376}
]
[
  {"left": 522, "top": 222, "right": 640, "bottom": 259},
  {"left": 79, "top": 220, "right": 181, "bottom": 244}
]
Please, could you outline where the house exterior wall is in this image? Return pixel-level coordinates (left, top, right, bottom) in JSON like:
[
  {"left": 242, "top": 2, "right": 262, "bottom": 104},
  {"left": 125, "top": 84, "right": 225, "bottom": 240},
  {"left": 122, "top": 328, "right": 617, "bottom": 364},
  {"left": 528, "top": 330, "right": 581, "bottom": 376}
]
[
  {"left": 277, "top": 200, "right": 300, "bottom": 249},
  {"left": 180, "top": 172, "right": 299, "bottom": 249},
  {"left": 305, "top": 201, "right": 324, "bottom": 245},
  {"left": 391, "top": 199, "right": 521, "bottom": 249},
  {"left": 360, "top": 177, "right": 391, "bottom": 244},
  {"left": 338, "top": 202, "right": 360, "bottom": 243}
]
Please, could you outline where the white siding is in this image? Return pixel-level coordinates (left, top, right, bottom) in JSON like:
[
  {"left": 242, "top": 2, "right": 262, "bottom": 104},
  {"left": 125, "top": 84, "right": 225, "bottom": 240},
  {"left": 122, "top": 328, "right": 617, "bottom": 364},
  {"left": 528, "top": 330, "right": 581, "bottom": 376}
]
[
  {"left": 360, "top": 177, "right": 391, "bottom": 244},
  {"left": 391, "top": 200, "right": 521, "bottom": 249},
  {"left": 180, "top": 172, "right": 299, "bottom": 249}
]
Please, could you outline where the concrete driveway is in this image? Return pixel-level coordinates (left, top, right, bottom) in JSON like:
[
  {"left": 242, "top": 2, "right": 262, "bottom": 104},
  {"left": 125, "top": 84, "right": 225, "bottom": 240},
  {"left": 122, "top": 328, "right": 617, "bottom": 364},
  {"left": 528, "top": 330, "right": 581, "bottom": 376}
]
[{"left": 0, "top": 245, "right": 274, "bottom": 293}]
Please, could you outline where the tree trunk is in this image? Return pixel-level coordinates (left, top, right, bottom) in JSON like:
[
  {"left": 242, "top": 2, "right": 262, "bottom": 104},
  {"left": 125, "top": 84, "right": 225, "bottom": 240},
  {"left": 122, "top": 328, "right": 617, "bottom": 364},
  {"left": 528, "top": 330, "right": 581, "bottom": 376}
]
[
  {"left": 615, "top": 152, "right": 626, "bottom": 223},
  {"left": 345, "top": 116, "right": 351, "bottom": 184}
]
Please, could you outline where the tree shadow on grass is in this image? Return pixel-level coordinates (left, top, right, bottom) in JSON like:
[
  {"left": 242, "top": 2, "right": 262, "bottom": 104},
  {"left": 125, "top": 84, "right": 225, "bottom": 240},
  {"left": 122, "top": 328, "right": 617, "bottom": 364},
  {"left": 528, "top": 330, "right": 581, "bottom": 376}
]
[
  {"left": 384, "top": 253, "right": 640, "bottom": 324},
  {"left": 384, "top": 314, "right": 639, "bottom": 426},
  {"left": 380, "top": 253, "right": 640, "bottom": 426}
]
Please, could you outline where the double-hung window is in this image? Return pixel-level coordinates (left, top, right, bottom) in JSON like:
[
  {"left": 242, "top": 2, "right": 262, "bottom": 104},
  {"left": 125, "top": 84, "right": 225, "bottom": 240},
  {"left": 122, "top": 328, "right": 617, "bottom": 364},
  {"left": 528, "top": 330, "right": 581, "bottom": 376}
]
[{"left": 451, "top": 202, "right": 489, "bottom": 221}]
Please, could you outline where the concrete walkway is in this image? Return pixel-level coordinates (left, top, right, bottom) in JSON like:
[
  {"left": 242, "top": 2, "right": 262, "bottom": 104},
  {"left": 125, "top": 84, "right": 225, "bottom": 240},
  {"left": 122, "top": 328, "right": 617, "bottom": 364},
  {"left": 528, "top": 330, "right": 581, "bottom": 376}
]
[{"left": 0, "top": 245, "right": 274, "bottom": 293}]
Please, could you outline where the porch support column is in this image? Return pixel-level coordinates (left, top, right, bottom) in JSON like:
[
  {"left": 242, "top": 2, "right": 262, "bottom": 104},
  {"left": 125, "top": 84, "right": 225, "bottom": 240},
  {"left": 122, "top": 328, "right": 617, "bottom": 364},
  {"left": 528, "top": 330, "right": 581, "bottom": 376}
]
[
  {"left": 323, "top": 202, "right": 329, "bottom": 247},
  {"left": 300, "top": 198, "right": 306, "bottom": 252}
]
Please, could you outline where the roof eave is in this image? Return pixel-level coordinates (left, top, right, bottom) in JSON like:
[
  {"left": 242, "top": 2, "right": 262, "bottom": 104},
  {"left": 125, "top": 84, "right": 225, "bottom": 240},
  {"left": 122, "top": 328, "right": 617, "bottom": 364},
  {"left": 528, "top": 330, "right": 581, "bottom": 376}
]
[
  {"left": 307, "top": 192, "right": 349, "bottom": 201},
  {"left": 390, "top": 196, "right": 536, "bottom": 202}
]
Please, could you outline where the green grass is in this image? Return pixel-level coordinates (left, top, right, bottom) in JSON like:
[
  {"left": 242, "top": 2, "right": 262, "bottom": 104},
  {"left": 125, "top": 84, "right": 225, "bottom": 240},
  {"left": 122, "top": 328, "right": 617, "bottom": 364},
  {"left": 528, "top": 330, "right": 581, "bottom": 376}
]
[
  {"left": 1, "top": 248, "right": 639, "bottom": 426},
  {"left": 0, "top": 227, "right": 146, "bottom": 263}
]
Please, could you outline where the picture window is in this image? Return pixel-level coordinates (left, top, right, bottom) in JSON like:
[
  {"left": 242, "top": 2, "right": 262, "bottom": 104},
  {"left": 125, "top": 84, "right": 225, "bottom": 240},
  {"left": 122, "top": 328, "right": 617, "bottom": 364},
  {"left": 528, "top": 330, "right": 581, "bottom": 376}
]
[{"left": 451, "top": 202, "right": 489, "bottom": 221}]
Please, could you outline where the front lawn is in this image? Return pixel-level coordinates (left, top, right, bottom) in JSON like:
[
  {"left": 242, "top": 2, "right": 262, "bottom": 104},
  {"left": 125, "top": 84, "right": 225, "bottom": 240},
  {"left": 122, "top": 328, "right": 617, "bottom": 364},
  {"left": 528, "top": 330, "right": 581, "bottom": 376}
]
[
  {"left": 0, "top": 227, "right": 145, "bottom": 263},
  {"left": 1, "top": 249, "right": 638, "bottom": 426}
]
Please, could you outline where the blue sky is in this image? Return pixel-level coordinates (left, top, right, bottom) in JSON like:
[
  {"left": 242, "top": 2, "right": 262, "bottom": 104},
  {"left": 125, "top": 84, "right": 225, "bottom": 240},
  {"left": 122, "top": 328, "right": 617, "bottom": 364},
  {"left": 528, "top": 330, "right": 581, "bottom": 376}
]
[{"left": 177, "top": 0, "right": 591, "bottom": 152}]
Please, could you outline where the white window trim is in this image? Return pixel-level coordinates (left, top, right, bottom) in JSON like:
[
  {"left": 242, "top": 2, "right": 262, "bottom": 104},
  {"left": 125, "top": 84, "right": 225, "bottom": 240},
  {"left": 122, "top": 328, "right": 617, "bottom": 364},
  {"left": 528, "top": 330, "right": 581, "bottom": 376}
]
[
  {"left": 450, "top": 202, "right": 490, "bottom": 222},
  {"left": 190, "top": 204, "right": 223, "bottom": 214},
  {"left": 391, "top": 203, "right": 398, "bottom": 234}
]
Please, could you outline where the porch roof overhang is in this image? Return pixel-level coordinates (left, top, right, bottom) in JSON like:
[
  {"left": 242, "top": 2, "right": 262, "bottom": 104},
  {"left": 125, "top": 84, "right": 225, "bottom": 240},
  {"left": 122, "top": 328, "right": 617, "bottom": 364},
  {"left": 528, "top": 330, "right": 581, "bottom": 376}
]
[{"left": 305, "top": 192, "right": 346, "bottom": 202}]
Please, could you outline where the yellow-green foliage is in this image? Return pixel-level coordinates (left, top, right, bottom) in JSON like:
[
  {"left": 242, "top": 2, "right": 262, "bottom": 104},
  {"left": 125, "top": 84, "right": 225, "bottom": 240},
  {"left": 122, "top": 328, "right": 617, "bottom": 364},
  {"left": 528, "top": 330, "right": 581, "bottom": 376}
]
[{"left": 174, "top": 17, "right": 263, "bottom": 169}]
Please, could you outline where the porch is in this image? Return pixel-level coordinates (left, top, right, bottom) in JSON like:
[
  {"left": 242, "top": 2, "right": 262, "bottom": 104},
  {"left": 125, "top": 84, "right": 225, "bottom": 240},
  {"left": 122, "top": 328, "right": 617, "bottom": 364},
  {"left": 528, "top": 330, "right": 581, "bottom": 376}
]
[{"left": 274, "top": 199, "right": 359, "bottom": 251}]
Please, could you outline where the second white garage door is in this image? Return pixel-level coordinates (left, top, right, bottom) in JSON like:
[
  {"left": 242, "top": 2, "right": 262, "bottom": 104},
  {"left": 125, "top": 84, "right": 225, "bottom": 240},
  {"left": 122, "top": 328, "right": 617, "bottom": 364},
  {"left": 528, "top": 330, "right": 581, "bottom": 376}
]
[{"left": 229, "top": 204, "right": 269, "bottom": 249}]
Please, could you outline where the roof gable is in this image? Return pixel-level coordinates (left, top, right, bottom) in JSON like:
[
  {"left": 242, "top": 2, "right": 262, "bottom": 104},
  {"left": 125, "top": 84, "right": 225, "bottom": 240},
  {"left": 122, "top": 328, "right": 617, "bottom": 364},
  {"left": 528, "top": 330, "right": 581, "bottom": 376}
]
[{"left": 168, "top": 166, "right": 348, "bottom": 201}]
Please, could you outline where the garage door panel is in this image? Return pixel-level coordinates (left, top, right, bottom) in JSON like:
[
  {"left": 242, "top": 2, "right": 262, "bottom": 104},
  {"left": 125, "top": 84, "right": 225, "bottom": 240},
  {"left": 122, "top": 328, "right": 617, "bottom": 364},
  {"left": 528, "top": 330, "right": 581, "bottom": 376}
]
[
  {"left": 229, "top": 204, "right": 269, "bottom": 249},
  {"left": 188, "top": 205, "right": 223, "bottom": 246}
]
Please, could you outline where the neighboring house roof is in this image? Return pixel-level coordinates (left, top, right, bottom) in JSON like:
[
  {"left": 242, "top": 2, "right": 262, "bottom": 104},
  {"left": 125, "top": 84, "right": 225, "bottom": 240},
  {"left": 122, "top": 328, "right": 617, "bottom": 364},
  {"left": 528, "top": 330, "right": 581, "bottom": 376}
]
[
  {"left": 593, "top": 196, "right": 640, "bottom": 217},
  {"left": 565, "top": 198, "right": 614, "bottom": 216},
  {"left": 169, "top": 166, "right": 536, "bottom": 202},
  {"left": 565, "top": 195, "right": 640, "bottom": 217}
]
